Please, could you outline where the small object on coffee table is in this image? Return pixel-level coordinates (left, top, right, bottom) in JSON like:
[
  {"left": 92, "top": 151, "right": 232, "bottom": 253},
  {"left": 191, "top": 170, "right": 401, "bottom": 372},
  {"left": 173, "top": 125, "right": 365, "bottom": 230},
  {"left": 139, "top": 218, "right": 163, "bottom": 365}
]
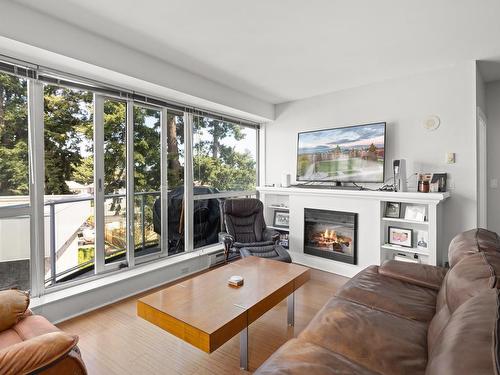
[{"left": 228, "top": 275, "right": 244, "bottom": 287}]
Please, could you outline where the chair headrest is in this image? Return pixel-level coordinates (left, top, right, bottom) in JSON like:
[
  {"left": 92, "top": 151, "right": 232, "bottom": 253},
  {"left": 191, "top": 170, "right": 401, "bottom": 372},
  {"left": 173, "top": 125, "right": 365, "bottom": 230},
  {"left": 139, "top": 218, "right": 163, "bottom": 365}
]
[{"left": 224, "top": 198, "right": 263, "bottom": 217}]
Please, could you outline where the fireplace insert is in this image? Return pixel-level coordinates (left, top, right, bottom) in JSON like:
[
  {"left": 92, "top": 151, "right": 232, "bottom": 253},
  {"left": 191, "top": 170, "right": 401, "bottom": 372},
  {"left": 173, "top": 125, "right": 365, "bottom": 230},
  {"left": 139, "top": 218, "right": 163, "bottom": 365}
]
[{"left": 304, "top": 208, "right": 357, "bottom": 264}]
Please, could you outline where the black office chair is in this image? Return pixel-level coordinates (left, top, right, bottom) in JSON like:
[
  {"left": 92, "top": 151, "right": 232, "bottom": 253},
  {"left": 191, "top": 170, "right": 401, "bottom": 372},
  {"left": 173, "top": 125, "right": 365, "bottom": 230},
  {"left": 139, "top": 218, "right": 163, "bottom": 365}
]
[{"left": 221, "top": 198, "right": 291, "bottom": 263}]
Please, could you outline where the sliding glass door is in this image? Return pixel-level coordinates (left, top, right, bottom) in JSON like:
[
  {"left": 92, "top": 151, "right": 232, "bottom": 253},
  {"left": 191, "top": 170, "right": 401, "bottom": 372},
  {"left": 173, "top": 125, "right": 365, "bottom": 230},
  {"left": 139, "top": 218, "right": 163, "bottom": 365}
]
[{"left": 43, "top": 84, "right": 94, "bottom": 287}]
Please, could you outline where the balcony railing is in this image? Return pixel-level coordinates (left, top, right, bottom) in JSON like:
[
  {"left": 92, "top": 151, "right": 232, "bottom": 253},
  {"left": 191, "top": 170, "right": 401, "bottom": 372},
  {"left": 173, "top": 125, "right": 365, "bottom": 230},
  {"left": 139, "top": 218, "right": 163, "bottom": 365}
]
[{"left": 44, "top": 191, "right": 161, "bottom": 286}]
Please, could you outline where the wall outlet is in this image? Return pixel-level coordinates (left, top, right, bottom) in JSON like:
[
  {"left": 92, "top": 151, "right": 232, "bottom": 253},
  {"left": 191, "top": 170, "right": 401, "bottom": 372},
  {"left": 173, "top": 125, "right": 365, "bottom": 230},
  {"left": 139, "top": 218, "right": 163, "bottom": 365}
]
[{"left": 491, "top": 179, "right": 498, "bottom": 189}]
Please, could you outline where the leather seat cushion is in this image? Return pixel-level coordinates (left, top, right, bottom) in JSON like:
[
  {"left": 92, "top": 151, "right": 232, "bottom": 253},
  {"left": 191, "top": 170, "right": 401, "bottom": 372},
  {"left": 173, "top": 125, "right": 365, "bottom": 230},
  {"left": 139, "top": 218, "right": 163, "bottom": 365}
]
[
  {"left": 299, "top": 297, "right": 428, "bottom": 375},
  {"left": 336, "top": 265, "right": 437, "bottom": 322},
  {"left": 254, "top": 338, "right": 379, "bottom": 375}
]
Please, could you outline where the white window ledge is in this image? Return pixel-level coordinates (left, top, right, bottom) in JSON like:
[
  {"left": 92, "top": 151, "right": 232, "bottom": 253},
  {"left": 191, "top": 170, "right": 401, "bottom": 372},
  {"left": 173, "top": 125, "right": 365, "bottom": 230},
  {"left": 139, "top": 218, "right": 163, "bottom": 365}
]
[{"left": 30, "top": 244, "right": 224, "bottom": 309}]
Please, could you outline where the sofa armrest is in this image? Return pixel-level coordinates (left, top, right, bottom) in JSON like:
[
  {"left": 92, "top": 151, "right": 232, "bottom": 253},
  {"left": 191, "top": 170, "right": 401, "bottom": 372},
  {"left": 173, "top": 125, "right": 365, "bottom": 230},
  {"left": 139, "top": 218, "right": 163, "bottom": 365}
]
[
  {"left": 263, "top": 228, "right": 280, "bottom": 243},
  {"left": 379, "top": 260, "right": 447, "bottom": 291},
  {"left": 0, "top": 290, "right": 29, "bottom": 332},
  {"left": 0, "top": 331, "right": 79, "bottom": 374}
]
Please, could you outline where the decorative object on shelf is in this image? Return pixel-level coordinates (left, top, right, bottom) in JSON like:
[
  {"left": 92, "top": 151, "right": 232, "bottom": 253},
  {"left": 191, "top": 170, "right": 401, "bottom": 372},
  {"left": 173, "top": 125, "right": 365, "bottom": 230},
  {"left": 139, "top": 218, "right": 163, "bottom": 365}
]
[
  {"left": 281, "top": 173, "right": 291, "bottom": 187},
  {"left": 404, "top": 205, "right": 426, "bottom": 222},
  {"left": 273, "top": 210, "right": 290, "bottom": 228},
  {"left": 416, "top": 230, "right": 429, "bottom": 251},
  {"left": 418, "top": 173, "right": 432, "bottom": 193},
  {"left": 423, "top": 115, "right": 440, "bottom": 131},
  {"left": 278, "top": 233, "right": 289, "bottom": 248},
  {"left": 430, "top": 173, "right": 447, "bottom": 192},
  {"left": 384, "top": 201, "right": 401, "bottom": 218},
  {"left": 388, "top": 226, "right": 413, "bottom": 248},
  {"left": 228, "top": 275, "right": 244, "bottom": 287}
]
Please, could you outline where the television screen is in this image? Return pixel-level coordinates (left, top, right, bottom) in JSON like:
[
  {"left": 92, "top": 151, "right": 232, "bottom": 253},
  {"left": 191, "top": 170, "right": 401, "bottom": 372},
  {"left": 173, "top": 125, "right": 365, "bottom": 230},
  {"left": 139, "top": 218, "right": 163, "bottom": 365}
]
[{"left": 297, "top": 122, "right": 386, "bottom": 183}]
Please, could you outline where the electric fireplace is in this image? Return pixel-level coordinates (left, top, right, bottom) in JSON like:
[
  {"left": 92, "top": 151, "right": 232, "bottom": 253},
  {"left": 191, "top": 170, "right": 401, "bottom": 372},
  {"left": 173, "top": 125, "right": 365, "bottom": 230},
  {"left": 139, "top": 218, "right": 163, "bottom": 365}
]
[{"left": 304, "top": 208, "right": 357, "bottom": 264}]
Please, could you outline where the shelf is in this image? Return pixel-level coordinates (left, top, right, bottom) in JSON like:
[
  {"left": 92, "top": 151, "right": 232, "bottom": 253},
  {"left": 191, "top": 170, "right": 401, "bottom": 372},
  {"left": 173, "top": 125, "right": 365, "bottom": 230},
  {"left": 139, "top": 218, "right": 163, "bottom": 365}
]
[
  {"left": 381, "top": 217, "right": 429, "bottom": 225},
  {"left": 268, "top": 225, "right": 289, "bottom": 232},
  {"left": 381, "top": 244, "right": 429, "bottom": 256},
  {"left": 268, "top": 205, "right": 289, "bottom": 210}
]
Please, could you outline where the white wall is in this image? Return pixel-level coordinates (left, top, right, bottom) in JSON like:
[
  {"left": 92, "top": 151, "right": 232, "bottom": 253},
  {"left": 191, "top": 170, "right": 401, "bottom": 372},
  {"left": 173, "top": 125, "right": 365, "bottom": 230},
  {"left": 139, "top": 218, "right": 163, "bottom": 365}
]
[
  {"left": 0, "top": 1, "right": 274, "bottom": 122},
  {"left": 265, "top": 62, "right": 477, "bottom": 250},
  {"left": 486, "top": 80, "right": 500, "bottom": 233}
]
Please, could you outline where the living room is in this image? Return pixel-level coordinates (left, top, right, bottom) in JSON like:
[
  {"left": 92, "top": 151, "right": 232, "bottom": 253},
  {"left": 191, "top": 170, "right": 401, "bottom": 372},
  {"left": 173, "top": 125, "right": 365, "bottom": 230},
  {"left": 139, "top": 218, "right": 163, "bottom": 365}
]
[{"left": 0, "top": 1, "right": 499, "bottom": 374}]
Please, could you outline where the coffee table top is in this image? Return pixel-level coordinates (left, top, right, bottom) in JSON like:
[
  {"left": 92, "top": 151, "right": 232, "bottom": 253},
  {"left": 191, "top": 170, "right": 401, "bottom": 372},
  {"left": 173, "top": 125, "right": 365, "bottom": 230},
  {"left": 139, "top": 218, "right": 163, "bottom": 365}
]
[{"left": 137, "top": 257, "right": 310, "bottom": 353}]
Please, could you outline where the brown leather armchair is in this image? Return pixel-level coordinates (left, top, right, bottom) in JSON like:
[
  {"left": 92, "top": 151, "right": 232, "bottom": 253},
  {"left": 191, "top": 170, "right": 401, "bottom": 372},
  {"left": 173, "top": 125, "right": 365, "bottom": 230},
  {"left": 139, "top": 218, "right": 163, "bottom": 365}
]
[{"left": 0, "top": 290, "right": 87, "bottom": 375}]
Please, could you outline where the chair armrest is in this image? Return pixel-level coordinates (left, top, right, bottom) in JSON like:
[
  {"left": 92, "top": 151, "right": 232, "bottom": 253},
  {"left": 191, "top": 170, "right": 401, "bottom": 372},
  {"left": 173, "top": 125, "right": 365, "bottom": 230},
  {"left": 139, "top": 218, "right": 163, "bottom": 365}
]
[
  {"left": 263, "top": 228, "right": 280, "bottom": 243},
  {"left": 219, "top": 232, "right": 234, "bottom": 247},
  {"left": 0, "top": 290, "right": 29, "bottom": 332},
  {"left": 379, "top": 260, "right": 447, "bottom": 291},
  {"left": 0, "top": 332, "right": 78, "bottom": 374}
]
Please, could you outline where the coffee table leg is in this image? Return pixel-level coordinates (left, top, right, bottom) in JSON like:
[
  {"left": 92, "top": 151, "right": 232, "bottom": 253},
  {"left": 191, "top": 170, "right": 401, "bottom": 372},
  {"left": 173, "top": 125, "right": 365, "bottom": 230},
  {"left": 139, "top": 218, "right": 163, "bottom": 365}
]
[
  {"left": 287, "top": 292, "right": 295, "bottom": 326},
  {"left": 240, "top": 326, "right": 248, "bottom": 370}
]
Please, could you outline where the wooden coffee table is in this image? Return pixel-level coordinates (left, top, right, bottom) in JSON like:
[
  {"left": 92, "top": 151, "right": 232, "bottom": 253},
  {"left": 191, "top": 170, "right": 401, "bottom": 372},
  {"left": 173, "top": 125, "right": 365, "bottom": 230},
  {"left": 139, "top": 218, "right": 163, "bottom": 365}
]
[{"left": 137, "top": 256, "right": 310, "bottom": 370}]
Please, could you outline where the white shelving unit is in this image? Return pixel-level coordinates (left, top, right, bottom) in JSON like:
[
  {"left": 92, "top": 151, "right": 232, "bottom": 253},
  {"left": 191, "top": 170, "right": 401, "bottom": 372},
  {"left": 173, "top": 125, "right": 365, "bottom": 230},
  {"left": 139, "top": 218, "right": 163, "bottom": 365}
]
[
  {"left": 258, "top": 186, "right": 450, "bottom": 273},
  {"left": 380, "top": 198, "right": 447, "bottom": 265}
]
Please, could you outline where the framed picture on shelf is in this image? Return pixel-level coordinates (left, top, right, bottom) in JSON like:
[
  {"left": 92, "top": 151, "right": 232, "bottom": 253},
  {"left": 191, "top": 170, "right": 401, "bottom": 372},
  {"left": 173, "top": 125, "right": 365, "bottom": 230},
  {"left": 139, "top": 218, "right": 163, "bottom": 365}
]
[
  {"left": 388, "top": 226, "right": 413, "bottom": 248},
  {"left": 404, "top": 205, "right": 426, "bottom": 222},
  {"left": 273, "top": 210, "right": 290, "bottom": 228},
  {"left": 384, "top": 202, "right": 401, "bottom": 218},
  {"left": 416, "top": 230, "right": 429, "bottom": 251}
]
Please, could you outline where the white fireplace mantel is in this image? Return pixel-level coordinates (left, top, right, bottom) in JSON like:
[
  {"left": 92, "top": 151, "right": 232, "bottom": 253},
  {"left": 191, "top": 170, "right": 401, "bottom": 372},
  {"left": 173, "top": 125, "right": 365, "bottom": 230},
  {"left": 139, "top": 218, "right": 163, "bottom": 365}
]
[{"left": 257, "top": 186, "right": 450, "bottom": 278}]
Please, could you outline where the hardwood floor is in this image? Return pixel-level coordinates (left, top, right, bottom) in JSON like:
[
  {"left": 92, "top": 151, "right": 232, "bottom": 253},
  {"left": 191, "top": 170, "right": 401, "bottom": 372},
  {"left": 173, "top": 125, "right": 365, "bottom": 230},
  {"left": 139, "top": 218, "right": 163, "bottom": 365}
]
[{"left": 58, "top": 267, "right": 348, "bottom": 374}]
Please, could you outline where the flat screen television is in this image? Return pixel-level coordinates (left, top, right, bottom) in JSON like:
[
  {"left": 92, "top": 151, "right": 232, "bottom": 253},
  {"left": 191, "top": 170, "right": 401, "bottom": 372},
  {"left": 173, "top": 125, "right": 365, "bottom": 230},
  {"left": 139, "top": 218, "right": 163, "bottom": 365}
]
[{"left": 297, "top": 122, "right": 386, "bottom": 183}]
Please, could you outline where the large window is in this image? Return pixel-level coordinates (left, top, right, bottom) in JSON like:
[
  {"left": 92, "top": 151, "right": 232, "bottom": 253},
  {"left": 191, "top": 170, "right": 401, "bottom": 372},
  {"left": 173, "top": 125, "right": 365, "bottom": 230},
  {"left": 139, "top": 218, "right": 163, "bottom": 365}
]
[
  {"left": 0, "top": 73, "right": 30, "bottom": 290},
  {"left": 0, "top": 59, "right": 259, "bottom": 295},
  {"left": 193, "top": 116, "right": 257, "bottom": 192}
]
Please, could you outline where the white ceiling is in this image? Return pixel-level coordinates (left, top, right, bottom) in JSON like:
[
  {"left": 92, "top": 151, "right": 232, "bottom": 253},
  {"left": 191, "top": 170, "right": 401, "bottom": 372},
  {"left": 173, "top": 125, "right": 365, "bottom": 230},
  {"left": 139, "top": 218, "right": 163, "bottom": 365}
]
[{"left": 11, "top": 0, "right": 500, "bottom": 104}]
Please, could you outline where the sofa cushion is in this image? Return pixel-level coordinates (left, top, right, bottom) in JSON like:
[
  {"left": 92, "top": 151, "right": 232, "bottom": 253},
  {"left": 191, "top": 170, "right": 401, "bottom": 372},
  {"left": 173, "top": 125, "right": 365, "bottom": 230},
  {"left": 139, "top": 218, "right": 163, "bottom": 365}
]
[
  {"left": 336, "top": 265, "right": 437, "bottom": 322},
  {"left": 299, "top": 297, "right": 428, "bottom": 375},
  {"left": 448, "top": 228, "right": 500, "bottom": 267},
  {"left": 254, "top": 338, "right": 379, "bottom": 375},
  {"left": 443, "top": 251, "right": 500, "bottom": 312},
  {"left": 379, "top": 260, "right": 447, "bottom": 291},
  {"left": 0, "top": 331, "right": 78, "bottom": 375},
  {"left": 426, "top": 289, "right": 500, "bottom": 375},
  {"left": 13, "top": 315, "right": 59, "bottom": 341},
  {"left": 0, "top": 290, "right": 29, "bottom": 332}
]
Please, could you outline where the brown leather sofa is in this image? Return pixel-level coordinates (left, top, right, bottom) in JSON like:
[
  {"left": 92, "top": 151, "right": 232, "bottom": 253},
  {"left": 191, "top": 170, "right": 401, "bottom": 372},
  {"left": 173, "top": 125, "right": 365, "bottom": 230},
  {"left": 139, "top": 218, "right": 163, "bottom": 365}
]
[
  {"left": 0, "top": 290, "right": 87, "bottom": 374},
  {"left": 255, "top": 228, "right": 500, "bottom": 375}
]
